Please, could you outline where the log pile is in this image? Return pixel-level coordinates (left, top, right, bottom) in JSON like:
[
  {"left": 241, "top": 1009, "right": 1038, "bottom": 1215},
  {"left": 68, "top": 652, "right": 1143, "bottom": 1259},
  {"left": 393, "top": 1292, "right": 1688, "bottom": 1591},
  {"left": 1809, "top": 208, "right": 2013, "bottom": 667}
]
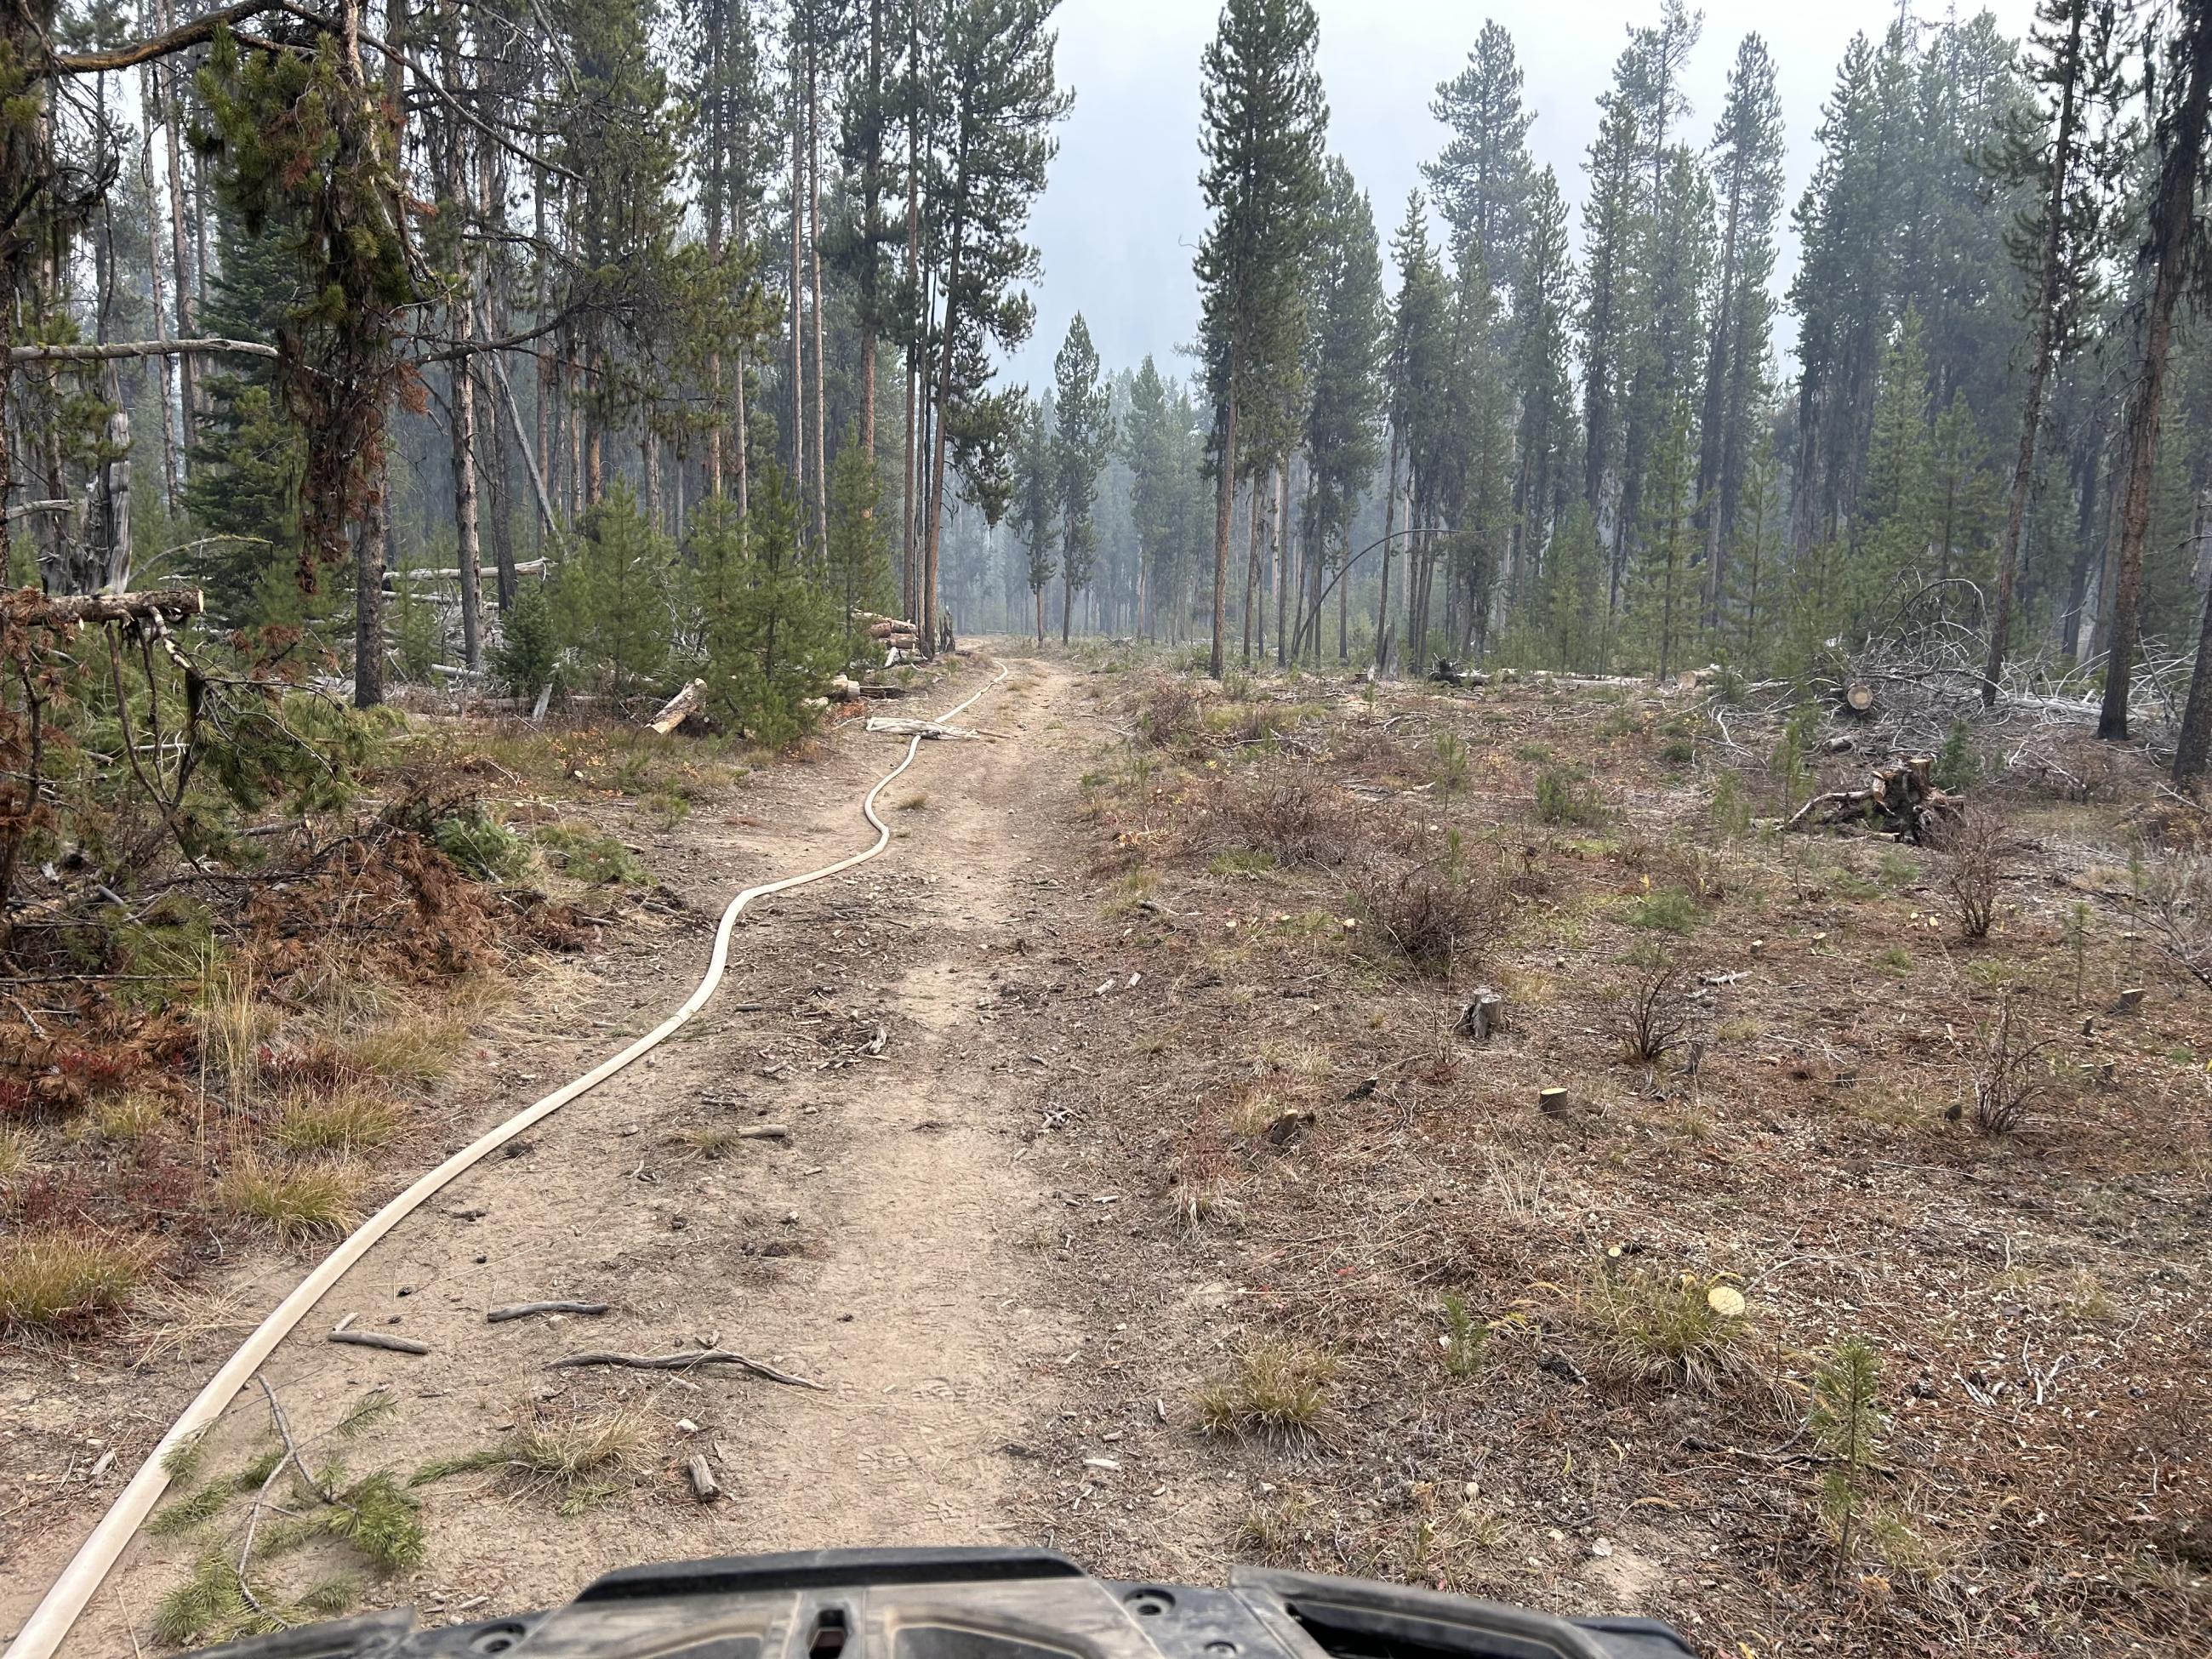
[
  {"left": 1429, "top": 658, "right": 1488, "bottom": 688},
  {"left": 857, "top": 612, "right": 921, "bottom": 660},
  {"left": 1786, "top": 752, "right": 1961, "bottom": 843}
]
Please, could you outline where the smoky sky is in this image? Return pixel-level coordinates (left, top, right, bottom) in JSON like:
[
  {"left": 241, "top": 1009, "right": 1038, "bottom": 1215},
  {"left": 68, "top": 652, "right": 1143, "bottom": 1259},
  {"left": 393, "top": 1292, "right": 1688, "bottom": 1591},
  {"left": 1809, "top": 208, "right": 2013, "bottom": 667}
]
[{"left": 1004, "top": 0, "right": 2039, "bottom": 391}]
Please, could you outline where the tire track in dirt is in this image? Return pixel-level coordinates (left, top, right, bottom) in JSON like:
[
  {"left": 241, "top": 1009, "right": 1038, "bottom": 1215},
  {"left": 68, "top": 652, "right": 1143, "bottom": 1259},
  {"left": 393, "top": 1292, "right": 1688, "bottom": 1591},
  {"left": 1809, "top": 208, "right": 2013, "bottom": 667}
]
[{"left": 20, "top": 655, "right": 1106, "bottom": 1654}]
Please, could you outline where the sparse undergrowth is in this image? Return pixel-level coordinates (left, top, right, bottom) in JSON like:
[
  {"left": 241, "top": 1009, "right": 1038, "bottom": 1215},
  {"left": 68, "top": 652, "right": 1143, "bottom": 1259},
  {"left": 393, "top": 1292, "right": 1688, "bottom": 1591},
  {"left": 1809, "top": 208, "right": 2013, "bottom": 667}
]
[{"left": 1072, "top": 664, "right": 2209, "bottom": 1652}]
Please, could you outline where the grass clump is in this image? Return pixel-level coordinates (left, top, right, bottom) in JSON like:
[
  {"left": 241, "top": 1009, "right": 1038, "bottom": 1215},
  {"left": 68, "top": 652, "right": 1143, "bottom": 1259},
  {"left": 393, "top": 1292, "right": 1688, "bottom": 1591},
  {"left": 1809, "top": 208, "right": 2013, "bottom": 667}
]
[
  {"left": 536, "top": 823, "right": 649, "bottom": 885},
  {"left": 1211, "top": 847, "right": 1279, "bottom": 877},
  {"left": 1581, "top": 1268, "right": 1753, "bottom": 1392},
  {"left": 413, "top": 1408, "right": 646, "bottom": 1516},
  {"left": 272, "top": 1090, "right": 405, "bottom": 1154},
  {"left": 1194, "top": 1339, "right": 1337, "bottom": 1440},
  {"left": 0, "top": 1232, "right": 151, "bottom": 1331},
  {"left": 220, "top": 1160, "right": 359, "bottom": 1242},
  {"left": 86, "top": 1089, "right": 170, "bottom": 1147},
  {"left": 0, "top": 1125, "right": 31, "bottom": 1181},
  {"left": 335, "top": 1006, "right": 468, "bottom": 1088},
  {"left": 1536, "top": 768, "right": 1607, "bottom": 828}
]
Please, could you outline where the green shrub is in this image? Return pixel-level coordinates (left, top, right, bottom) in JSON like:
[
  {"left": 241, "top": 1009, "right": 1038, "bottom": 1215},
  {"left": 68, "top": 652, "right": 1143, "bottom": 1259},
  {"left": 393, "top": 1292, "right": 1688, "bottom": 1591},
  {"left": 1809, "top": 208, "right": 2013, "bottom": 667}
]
[
  {"left": 491, "top": 580, "right": 559, "bottom": 700},
  {"left": 536, "top": 824, "right": 648, "bottom": 885},
  {"left": 432, "top": 808, "right": 532, "bottom": 882},
  {"left": 689, "top": 477, "right": 845, "bottom": 746},
  {"left": 1935, "top": 721, "right": 1980, "bottom": 791},
  {"left": 1624, "top": 887, "right": 1702, "bottom": 932},
  {"left": 1536, "top": 768, "right": 1606, "bottom": 827}
]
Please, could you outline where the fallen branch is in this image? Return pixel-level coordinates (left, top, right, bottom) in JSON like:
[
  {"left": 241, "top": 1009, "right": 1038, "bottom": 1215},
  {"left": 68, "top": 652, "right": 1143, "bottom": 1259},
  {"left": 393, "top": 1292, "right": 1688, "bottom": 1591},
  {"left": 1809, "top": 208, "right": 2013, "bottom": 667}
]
[
  {"left": 545, "top": 1349, "right": 826, "bottom": 1390},
  {"left": 11, "top": 338, "right": 277, "bottom": 363},
  {"left": 486, "top": 1301, "right": 609, "bottom": 1323},
  {"left": 864, "top": 716, "right": 979, "bottom": 741},
  {"left": 15, "top": 586, "right": 204, "bottom": 625},
  {"left": 328, "top": 1330, "right": 430, "bottom": 1355}
]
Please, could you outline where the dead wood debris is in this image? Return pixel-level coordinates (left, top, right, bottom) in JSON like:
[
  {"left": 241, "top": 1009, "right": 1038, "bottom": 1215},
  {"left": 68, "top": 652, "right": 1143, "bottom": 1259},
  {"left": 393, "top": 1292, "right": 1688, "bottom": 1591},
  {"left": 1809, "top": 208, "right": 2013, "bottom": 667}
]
[{"left": 545, "top": 1349, "right": 826, "bottom": 1390}]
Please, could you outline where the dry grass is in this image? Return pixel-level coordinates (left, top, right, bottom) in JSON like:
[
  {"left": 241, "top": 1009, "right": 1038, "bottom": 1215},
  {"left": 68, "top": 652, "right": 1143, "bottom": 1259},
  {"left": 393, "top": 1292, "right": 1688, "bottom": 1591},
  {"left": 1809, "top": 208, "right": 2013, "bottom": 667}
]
[
  {"left": 0, "top": 1125, "right": 31, "bottom": 1182},
  {"left": 1580, "top": 1268, "right": 1754, "bottom": 1392},
  {"left": 1194, "top": 1339, "right": 1337, "bottom": 1440},
  {"left": 411, "top": 1406, "right": 647, "bottom": 1517},
  {"left": 271, "top": 1090, "right": 406, "bottom": 1155},
  {"left": 219, "top": 1160, "right": 360, "bottom": 1241},
  {"left": 84, "top": 1087, "right": 173, "bottom": 1147},
  {"left": 0, "top": 1232, "right": 155, "bottom": 1331}
]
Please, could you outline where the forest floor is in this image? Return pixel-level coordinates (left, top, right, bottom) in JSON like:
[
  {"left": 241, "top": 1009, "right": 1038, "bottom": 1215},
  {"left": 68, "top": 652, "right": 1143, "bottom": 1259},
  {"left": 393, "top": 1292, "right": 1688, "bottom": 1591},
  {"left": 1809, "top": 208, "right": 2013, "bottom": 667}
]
[{"left": 2, "top": 644, "right": 2206, "bottom": 1659}]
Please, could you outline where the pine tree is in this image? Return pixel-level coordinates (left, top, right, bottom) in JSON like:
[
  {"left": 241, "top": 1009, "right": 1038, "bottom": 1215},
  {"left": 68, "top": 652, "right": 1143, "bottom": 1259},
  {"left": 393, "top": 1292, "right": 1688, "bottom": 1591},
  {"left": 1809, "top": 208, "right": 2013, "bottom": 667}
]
[
  {"left": 1424, "top": 20, "right": 1532, "bottom": 305},
  {"left": 1720, "top": 440, "right": 1785, "bottom": 674},
  {"left": 556, "top": 485, "right": 674, "bottom": 699},
  {"left": 1983, "top": 0, "right": 2126, "bottom": 705},
  {"left": 1052, "top": 312, "right": 1114, "bottom": 641},
  {"left": 1627, "top": 397, "right": 1698, "bottom": 680},
  {"left": 1010, "top": 395, "right": 1058, "bottom": 645},
  {"left": 916, "top": 0, "right": 1069, "bottom": 654},
  {"left": 1508, "top": 166, "right": 1575, "bottom": 617},
  {"left": 1578, "top": 90, "right": 1642, "bottom": 532},
  {"left": 1696, "top": 33, "right": 1785, "bottom": 619},
  {"left": 1194, "top": 0, "right": 1328, "bottom": 678},
  {"left": 1301, "top": 157, "right": 1384, "bottom": 660},
  {"left": 2147, "top": 7, "right": 2212, "bottom": 772},
  {"left": 1930, "top": 391, "right": 1999, "bottom": 587},
  {"left": 693, "top": 466, "right": 843, "bottom": 745},
  {"left": 1855, "top": 308, "right": 1937, "bottom": 630},
  {"left": 1121, "top": 356, "right": 1183, "bottom": 639},
  {"left": 1542, "top": 499, "right": 1606, "bottom": 672},
  {"left": 1810, "top": 1336, "right": 1891, "bottom": 1572},
  {"left": 827, "top": 428, "right": 895, "bottom": 647}
]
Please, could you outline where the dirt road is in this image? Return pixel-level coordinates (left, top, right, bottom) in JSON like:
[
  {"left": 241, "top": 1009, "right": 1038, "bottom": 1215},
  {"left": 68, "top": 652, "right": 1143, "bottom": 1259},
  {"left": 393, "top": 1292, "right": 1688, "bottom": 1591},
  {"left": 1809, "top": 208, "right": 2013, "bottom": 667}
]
[{"left": 11, "top": 650, "right": 1211, "bottom": 1653}]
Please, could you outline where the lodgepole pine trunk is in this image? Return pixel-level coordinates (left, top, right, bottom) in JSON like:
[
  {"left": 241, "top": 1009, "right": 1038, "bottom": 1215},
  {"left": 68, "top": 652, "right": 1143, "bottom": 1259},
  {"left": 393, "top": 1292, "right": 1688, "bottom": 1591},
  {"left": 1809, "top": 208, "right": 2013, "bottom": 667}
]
[{"left": 1984, "top": 0, "right": 2088, "bottom": 708}]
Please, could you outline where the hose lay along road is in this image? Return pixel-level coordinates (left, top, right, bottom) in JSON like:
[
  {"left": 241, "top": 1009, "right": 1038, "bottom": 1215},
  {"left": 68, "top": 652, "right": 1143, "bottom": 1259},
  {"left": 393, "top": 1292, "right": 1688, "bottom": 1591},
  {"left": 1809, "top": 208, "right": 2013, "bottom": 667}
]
[{"left": 4, "top": 658, "right": 1012, "bottom": 1659}]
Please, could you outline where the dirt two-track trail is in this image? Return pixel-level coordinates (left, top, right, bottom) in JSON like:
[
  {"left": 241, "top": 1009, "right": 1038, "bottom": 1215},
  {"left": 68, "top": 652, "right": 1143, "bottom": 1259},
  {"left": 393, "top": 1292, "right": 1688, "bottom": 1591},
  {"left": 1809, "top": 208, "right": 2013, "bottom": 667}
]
[{"left": 11, "top": 651, "right": 1214, "bottom": 1656}]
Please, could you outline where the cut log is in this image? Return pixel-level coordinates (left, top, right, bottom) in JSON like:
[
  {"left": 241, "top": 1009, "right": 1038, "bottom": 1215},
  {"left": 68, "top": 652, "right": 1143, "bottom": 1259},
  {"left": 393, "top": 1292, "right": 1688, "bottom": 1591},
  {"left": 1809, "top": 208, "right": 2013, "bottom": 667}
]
[
  {"left": 647, "top": 679, "right": 706, "bottom": 735},
  {"left": 15, "top": 586, "right": 203, "bottom": 625},
  {"left": 687, "top": 1453, "right": 721, "bottom": 1502},
  {"left": 1821, "top": 735, "right": 1856, "bottom": 755},
  {"left": 1675, "top": 665, "right": 1722, "bottom": 693},
  {"left": 1843, "top": 682, "right": 1878, "bottom": 717}
]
